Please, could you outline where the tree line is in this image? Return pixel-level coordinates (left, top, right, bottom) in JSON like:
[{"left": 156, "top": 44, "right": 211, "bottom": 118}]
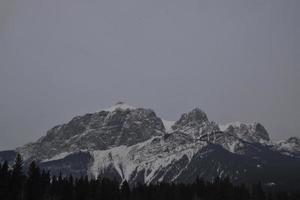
[{"left": 0, "top": 154, "right": 299, "bottom": 200}]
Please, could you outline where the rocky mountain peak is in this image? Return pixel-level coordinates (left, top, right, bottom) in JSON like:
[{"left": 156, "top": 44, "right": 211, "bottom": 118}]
[
  {"left": 220, "top": 122, "right": 270, "bottom": 144},
  {"left": 173, "top": 108, "right": 208, "bottom": 128},
  {"left": 104, "top": 102, "right": 136, "bottom": 112},
  {"left": 4, "top": 104, "right": 300, "bottom": 188},
  {"left": 275, "top": 137, "right": 300, "bottom": 157},
  {"left": 286, "top": 137, "right": 300, "bottom": 144},
  {"left": 171, "top": 108, "right": 217, "bottom": 139},
  {"left": 18, "top": 104, "right": 164, "bottom": 160}
]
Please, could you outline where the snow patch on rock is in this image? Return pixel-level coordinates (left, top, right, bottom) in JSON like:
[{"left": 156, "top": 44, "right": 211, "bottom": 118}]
[
  {"left": 42, "top": 152, "right": 73, "bottom": 162},
  {"left": 162, "top": 120, "right": 175, "bottom": 133},
  {"left": 104, "top": 102, "right": 136, "bottom": 112}
]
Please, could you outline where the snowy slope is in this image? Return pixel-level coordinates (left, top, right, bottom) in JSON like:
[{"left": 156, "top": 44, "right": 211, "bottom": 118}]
[
  {"left": 274, "top": 137, "right": 300, "bottom": 157},
  {"left": 1, "top": 103, "right": 299, "bottom": 187}
]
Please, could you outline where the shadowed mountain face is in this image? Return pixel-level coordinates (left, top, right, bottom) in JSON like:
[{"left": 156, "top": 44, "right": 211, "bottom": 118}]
[
  {"left": 17, "top": 105, "right": 164, "bottom": 161},
  {"left": 1, "top": 103, "right": 300, "bottom": 189}
]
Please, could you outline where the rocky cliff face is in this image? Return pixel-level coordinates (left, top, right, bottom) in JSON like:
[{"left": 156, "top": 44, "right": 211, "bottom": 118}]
[
  {"left": 2, "top": 103, "right": 300, "bottom": 189},
  {"left": 220, "top": 122, "right": 270, "bottom": 144},
  {"left": 171, "top": 108, "right": 220, "bottom": 141},
  {"left": 17, "top": 103, "right": 164, "bottom": 160},
  {"left": 274, "top": 137, "right": 300, "bottom": 157}
]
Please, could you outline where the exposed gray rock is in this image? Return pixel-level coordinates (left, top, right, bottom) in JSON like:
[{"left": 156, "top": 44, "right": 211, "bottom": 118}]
[
  {"left": 17, "top": 104, "right": 164, "bottom": 160},
  {"left": 220, "top": 122, "right": 270, "bottom": 144},
  {"left": 274, "top": 137, "right": 300, "bottom": 157},
  {"left": 1, "top": 103, "right": 299, "bottom": 189},
  {"left": 172, "top": 108, "right": 219, "bottom": 139}
]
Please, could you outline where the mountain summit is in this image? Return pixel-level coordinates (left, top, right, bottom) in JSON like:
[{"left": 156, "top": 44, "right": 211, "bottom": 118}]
[
  {"left": 104, "top": 102, "right": 136, "bottom": 112},
  {"left": 1, "top": 104, "right": 300, "bottom": 189}
]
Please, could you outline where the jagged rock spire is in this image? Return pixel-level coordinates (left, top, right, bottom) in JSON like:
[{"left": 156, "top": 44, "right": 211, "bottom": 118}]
[{"left": 173, "top": 108, "right": 209, "bottom": 128}]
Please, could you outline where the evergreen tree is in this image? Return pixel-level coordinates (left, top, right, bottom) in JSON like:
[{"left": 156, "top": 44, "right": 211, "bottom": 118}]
[
  {"left": 25, "top": 161, "right": 42, "bottom": 200},
  {"left": 252, "top": 182, "right": 266, "bottom": 200},
  {"left": 0, "top": 161, "right": 10, "bottom": 200},
  {"left": 49, "top": 175, "right": 59, "bottom": 200},
  {"left": 121, "top": 180, "right": 130, "bottom": 200},
  {"left": 61, "top": 175, "right": 74, "bottom": 200},
  {"left": 40, "top": 170, "right": 51, "bottom": 200},
  {"left": 1, "top": 157, "right": 300, "bottom": 200},
  {"left": 9, "top": 154, "right": 25, "bottom": 200}
]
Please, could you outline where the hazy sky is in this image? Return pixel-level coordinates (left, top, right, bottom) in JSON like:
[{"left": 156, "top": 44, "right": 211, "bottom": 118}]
[{"left": 0, "top": 0, "right": 299, "bottom": 150}]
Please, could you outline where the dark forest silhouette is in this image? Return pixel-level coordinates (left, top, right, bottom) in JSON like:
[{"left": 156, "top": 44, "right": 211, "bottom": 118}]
[{"left": 0, "top": 154, "right": 299, "bottom": 200}]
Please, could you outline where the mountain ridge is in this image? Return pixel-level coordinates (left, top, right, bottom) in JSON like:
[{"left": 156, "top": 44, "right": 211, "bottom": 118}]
[{"left": 1, "top": 102, "right": 300, "bottom": 189}]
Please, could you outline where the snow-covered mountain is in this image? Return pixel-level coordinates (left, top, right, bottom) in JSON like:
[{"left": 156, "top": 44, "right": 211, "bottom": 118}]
[
  {"left": 274, "top": 137, "right": 300, "bottom": 158},
  {"left": 1, "top": 102, "right": 300, "bottom": 189}
]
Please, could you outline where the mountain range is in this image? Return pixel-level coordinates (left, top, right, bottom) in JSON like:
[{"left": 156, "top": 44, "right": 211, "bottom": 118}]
[{"left": 1, "top": 102, "right": 300, "bottom": 189}]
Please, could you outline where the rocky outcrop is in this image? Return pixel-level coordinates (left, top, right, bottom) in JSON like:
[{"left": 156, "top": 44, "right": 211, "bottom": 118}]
[{"left": 1, "top": 103, "right": 299, "bottom": 189}]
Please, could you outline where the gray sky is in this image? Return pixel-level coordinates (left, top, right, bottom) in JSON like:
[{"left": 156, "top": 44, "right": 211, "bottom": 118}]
[{"left": 0, "top": 0, "right": 299, "bottom": 150}]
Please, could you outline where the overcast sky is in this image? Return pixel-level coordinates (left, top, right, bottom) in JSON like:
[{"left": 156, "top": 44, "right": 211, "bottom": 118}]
[{"left": 0, "top": 0, "right": 299, "bottom": 150}]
